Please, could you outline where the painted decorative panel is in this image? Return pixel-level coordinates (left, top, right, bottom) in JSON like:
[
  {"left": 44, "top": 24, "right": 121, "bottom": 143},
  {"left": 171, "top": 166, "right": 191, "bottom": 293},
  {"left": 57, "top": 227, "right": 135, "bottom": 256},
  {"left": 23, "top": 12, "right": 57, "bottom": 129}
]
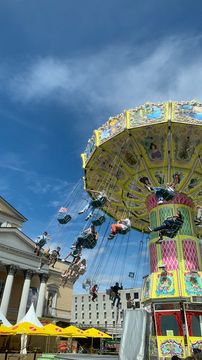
[
  {"left": 161, "top": 240, "right": 178, "bottom": 271},
  {"left": 150, "top": 243, "right": 157, "bottom": 273},
  {"left": 183, "top": 240, "right": 199, "bottom": 270}
]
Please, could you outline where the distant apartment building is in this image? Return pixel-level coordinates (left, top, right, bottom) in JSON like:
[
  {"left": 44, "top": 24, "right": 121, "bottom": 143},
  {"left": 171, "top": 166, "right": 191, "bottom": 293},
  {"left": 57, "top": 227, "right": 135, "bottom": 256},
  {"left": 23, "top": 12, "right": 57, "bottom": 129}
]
[{"left": 71, "top": 287, "right": 142, "bottom": 336}]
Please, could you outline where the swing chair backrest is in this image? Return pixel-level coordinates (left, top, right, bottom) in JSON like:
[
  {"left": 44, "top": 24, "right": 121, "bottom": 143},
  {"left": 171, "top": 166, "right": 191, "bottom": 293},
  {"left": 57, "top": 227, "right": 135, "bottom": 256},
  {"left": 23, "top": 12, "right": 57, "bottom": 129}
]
[
  {"left": 91, "top": 197, "right": 107, "bottom": 208},
  {"left": 118, "top": 227, "right": 130, "bottom": 235},
  {"left": 57, "top": 214, "right": 72, "bottom": 224},
  {"left": 92, "top": 215, "right": 106, "bottom": 226}
]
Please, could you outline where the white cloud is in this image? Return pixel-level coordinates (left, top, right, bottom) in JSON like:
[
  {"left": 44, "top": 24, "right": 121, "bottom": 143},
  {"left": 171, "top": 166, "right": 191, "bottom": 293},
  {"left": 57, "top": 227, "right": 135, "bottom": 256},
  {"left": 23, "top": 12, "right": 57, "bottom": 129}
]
[{"left": 7, "top": 35, "right": 202, "bottom": 118}]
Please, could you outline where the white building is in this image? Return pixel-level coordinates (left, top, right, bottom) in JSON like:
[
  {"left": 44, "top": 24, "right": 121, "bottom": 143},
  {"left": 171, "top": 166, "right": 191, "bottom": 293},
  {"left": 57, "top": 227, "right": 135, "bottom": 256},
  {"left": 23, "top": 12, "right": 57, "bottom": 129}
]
[
  {"left": 0, "top": 196, "right": 73, "bottom": 327},
  {"left": 71, "top": 287, "right": 142, "bottom": 336}
]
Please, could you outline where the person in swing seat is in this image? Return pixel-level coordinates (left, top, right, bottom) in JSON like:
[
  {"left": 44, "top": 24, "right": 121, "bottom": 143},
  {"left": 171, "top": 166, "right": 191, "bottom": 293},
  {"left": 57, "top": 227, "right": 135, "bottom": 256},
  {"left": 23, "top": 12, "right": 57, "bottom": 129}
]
[
  {"left": 78, "top": 190, "right": 109, "bottom": 220},
  {"left": 108, "top": 218, "right": 131, "bottom": 239},
  {"left": 73, "top": 225, "right": 98, "bottom": 249},
  {"left": 48, "top": 247, "right": 61, "bottom": 268},
  {"left": 34, "top": 231, "right": 50, "bottom": 256},
  {"left": 111, "top": 282, "right": 123, "bottom": 307},
  {"left": 91, "top": 284, "right": 98, "bottom": 302},
  {"left": 148, "top": 210, "right": 184, "bottom": 243},
  {"left": 63, "top": 248, "right": 82, "bottom": 264}
]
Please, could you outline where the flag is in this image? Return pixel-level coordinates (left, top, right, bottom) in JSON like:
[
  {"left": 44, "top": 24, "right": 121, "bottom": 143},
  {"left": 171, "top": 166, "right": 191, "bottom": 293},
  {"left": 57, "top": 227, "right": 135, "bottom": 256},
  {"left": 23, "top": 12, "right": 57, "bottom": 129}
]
[{"left": 58, "top": 207, "right": 68, "bottom": 213}]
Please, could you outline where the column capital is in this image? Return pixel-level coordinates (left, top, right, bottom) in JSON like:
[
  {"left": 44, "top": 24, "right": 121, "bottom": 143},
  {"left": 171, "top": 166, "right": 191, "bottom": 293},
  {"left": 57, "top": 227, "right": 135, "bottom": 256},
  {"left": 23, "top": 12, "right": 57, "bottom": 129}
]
[
  {"left": 6, "top": 265, "right": 18, "bottom": 275},
  {"left": 23, "top": 269, "right": 33, "bottom": 280},
  {"left": 40, "top": 273, "right": 49, "bottom": 283}
]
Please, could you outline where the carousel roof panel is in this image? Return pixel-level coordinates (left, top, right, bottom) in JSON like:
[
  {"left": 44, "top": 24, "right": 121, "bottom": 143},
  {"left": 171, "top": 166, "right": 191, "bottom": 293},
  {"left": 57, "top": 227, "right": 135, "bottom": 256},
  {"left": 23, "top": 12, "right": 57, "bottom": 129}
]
[{"left": 82, "top": 101, "right": 202, "bottom": 232}]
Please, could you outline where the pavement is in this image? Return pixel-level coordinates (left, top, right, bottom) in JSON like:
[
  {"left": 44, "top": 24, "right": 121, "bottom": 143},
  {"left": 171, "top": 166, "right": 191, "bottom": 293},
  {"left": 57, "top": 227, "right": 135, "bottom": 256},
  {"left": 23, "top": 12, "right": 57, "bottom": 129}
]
[{"left": 55, "top": 354, "right": 118, "bottom": 360}]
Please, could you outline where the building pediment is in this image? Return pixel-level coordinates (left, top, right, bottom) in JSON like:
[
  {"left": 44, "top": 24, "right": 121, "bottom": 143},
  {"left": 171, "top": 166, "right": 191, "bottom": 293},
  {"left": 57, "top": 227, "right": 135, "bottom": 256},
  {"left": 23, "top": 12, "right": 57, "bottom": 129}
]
[
  {"left": 0, "top": 196, "right": 27, "bottom": 228},
  {"left": 0, "top": 228, "right": 47, "bottom": 272}
]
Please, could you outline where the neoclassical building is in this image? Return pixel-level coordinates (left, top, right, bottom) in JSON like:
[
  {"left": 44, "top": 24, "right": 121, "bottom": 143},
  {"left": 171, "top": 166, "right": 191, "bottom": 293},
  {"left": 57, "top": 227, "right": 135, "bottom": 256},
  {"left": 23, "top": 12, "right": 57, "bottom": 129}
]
[{"left": 0, "top": 196, "right": 73, "bottom": 326}]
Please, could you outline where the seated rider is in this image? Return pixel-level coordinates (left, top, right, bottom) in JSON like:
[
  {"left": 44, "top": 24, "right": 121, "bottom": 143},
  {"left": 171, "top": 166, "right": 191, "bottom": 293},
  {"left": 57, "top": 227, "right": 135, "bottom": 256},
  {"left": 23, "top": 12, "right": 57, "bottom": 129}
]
[
  {"left": 194, "top": 206, "right": 202, "bottom": 227},
  {"left": 78, "top": 190, "right": 109, "bottom": 221},
  {"left": 73, "top": 225, "right": 98, "bottom": 249},
  {"left": 108, "top": 218, "right": 131, "bottom": 239},
  {"left": 145, "top": 183, "right": 176, "bottom": 205},
  {"left": 148, "top": 210, "right": 184, "bottom": 243},
  {"left": 63, "top": 248, "right": 82, "bottom": 264},
  {"left": 144, "top": 174, "right": 180, "bottom": 205},
  {"left": 111, "top": 282, "right": 123, "bottom": 307},
  {"left": 38, "top": 248, "right": 50, "bottom": 270},
  {"left": 60, "top": 259, "right": 87, "bottom": 286},
  {"left": 91, "top": 284, "right": 98, "bottom": 302},
  {"left": 48, "top": 247, "right": 61, "bottom": 268},
  {"left": 34, "top": 231, "right": 50, "bottom": 256}
]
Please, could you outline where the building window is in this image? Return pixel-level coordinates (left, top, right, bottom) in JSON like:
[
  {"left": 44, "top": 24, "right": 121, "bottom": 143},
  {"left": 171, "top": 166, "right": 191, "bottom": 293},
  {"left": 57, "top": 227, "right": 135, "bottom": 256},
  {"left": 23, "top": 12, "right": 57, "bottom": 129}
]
[
  {"left": 96, "top": 304, "right": 98, "bottom": 310},
  {"left": 82, "top": 321, "right": 85, "bottom": 325},
  {"left": 89, "top": 312, "right": 91, "bottom": 319},
  {"left": 112, "top": 312, "right": 114, "bottom": 319},
  {"left": 75, "top": 313, "right": 77, "bottom": 320},
  {"left": 82, "top": 313, "right": 84, "bottom": 319},
  {"left": 75, "top": 297, "right": 77, "bottom": 303},
  {"left": 103, "top": 295, "right": 105, "bottom": 301},
  {"left": 135, "top": 302, "right": 140, "bottom": 308},
  {"left": 126, "top": 293, "right": 130, "bottom": 300},
  {"left": 121, "top": 321, "right": 123, "bottom": 327},
  {"left": 97, "top": 321, "right": 99, "bottom": 326},
  {"left": 81, "top": 296, "right": 84, "bottom": 302},
  {"left": 134, "top": 292, "right": 139, "bottom": 299},
  {"left": 105, "top": 321, "right": 107, "bottom": 328},
  {"left": 89, "top": 321, "right": 92, "bottom": 325},
  {"left": 104, "top": 312, "right": 107, "bottom": 319},
  {"left": 120, "top": 311, "right": 123, "bottom": 319},
  {"left": 82, "top": 304, "right": 84, "bottom": 311},
  {"left": 75, "top": 305, "right": 77, "bottom": 312},
  {"left": 89, "top": 296, "right": 91, "bottom": 301},
  {"left": 103, "top": 303, "right": 106, "bottom": 310},
  {"left": 113, "top": 321, "right": 116, "bottom": 328},
  {"left": 89, "top": 304, "right": 91, "bottom": 311},
  {"left": 96, "top": 312, "right": 99, "bottom": 319},
  {"left": 111, "top": 303, "right": 113, "bottom": 309}
]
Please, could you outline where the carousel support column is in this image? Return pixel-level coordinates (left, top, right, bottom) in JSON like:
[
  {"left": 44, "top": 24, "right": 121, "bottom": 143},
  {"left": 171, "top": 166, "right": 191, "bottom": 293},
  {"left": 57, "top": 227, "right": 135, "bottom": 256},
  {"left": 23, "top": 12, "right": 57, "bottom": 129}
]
[
  {"left": 1, "top": 266, "right": 17, "bottom": 316},
  {"left": 36, "top": 274, "right": 49, "bottom": 317},
  {"left": 17, "top": 270, "right": 33, "bottom": 322}
]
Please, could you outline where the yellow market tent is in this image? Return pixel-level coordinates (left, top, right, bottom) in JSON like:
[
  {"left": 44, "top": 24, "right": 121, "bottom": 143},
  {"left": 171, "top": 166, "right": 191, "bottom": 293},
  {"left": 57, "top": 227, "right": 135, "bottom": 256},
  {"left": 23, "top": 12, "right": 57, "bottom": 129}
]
[
  {"left": 0, "top": 325, "right": 17, "bottom": 335},
  {"left": 10, "top": 322, "right": 46, "bottom": 335},
  {"left": 63, "top": 325, "right": 86, "bottom": 337},
  {"left": 83, "top": 328, "right": 112, "bottom": 338}
]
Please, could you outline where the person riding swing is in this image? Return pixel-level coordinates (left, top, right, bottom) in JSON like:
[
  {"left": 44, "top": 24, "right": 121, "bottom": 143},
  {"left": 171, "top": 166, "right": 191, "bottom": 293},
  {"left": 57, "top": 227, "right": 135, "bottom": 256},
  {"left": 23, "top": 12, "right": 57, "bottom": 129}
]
[
  {"left": 148, "top": 210, "right": 184, "bottom": 243},
  {"left": 78, "top": 190, "right": 109, "bottom": 221},
  {"left": 108, "top": 218, "right": 131, "bottom": 240}
]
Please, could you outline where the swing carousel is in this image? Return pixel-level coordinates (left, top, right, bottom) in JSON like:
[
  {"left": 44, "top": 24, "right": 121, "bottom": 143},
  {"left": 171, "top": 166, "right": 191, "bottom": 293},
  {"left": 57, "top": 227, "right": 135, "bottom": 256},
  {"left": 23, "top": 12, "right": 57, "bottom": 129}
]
[{"left": 81, "top": 100, "right": 202, "bottom": 358}]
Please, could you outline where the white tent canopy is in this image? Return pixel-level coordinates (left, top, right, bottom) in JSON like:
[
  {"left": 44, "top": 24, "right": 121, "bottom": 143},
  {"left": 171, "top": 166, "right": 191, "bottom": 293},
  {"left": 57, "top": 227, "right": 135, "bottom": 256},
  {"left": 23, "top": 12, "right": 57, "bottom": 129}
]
[
  {"left": 18, "top": 303, "right": 43, "bottom": 327},
  {"left": 0, "top": 307, "right": 12, "bottom": 327}
]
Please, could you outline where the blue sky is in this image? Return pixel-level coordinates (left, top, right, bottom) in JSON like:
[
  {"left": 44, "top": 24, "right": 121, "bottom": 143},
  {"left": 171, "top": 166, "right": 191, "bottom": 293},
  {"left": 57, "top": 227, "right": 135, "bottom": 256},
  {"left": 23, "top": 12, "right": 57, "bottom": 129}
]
[{"left": 1, "top": 0, "right": 202, "bottom": 293}]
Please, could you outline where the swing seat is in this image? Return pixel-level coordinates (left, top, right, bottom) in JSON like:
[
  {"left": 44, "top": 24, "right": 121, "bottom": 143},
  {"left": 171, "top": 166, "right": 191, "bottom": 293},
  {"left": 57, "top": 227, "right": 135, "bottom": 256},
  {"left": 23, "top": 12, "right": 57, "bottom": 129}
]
[
  {"left": 82, "top": 233, "right": 97, "bottom": 249},
  {"left": 91, "top": 197, "right": 107, "bottom": 208},
  {"left": 164, "top": 193, "right": 175, "bottom": 201},
  {"left": 57, "top": 214, "right": 72, "bottom": 224},
  {"left": 118, "top": 227, "right": 130, "bottom": 235},
  {"left": 162, "top": 226, "right": 181, "bottom": 239},
  {"left": 92, "top": 215, "right": 106, "bottom": 226}
]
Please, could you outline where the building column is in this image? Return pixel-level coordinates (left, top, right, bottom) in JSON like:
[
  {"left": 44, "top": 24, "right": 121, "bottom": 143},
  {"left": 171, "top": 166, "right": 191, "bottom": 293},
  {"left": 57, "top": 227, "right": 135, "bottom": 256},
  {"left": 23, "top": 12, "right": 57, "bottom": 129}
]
[
  {"left": 17, "top": 270, "right": 33, "bottom": 322},
  {"left": 1, "top": 266, "right": 17, "bottom": 316},
  {"left": 36, "top": 274, "right": 49, "bottom": 317}
]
